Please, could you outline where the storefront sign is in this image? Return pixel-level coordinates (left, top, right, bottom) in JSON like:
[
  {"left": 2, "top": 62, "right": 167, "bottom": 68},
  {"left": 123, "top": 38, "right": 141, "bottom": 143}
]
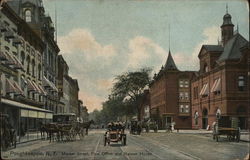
[
  {"left": 38, "top": 112, "right": 46, "bottom": 118},
  {"left": 29, "top": 110, "right": 38, "bottom": 118},
  {"left": 21, "top": 109, "right": 29, "bottom": 117},
  {"left": 46, "top": 113, "right": 53, "bottom": 119}
]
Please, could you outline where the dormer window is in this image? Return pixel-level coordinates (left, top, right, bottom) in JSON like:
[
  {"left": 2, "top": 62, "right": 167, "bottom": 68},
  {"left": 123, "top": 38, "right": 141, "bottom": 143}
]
[
  {"left": 204, "top": 64, "right": 208, "bottom": 72},
  {"left": 25, "top": 10, "right": 32, "bottom": 22}
]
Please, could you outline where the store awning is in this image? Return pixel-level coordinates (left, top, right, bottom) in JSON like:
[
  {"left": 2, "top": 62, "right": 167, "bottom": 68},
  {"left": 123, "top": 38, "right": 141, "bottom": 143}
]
[
  {"left": 42, "top": 76, "right": 58, "bottom": 92},
  {"left": 37, "top": 84, "right": 47, "bottom": 95},
  {"left": 27, "top": 79, "right": 37, "bottom": 92},
  {"left": 0, "top": 51, "right": 8, "bottom": 61},
  {"left": 1, "top": 98, "right": 53, "bottom": 113},
  {"left": 6, "top": 79, "right": 16, "bottom": 93},
  {"left": 31, "top": 81, "right": 42, "bottom": 94},
  {"left": 12, "top": 56, "right": 24, "bottom": 70},
  {"left": 12, "top": 81, "right": 25, "bottom": 96},
  {"left": 213, "top": 78, "right": 221, "bottom": 92},
  {"left": 0, "top": 21, "right": 7, "bottom": 32},
  {"left": 200, "top": 83, "right": 208, "bottom": 96},
  {"left": 4, "top": 52, "right": 16, "bottom": 65}
]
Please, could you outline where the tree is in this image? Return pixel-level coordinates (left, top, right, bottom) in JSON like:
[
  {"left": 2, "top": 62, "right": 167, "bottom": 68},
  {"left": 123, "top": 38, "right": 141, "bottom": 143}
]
[{"left": 111, "top": 68, "right": 151, "bottom": 120}]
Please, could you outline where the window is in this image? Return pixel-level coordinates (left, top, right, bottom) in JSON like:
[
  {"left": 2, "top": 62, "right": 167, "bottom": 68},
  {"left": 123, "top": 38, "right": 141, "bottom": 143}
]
[
  {"left": 238, "top": 76, "right": 245, "bottom": 91},
  {"left": 21, "top": 52, "right": 25, "bottom": 65},
  {"left": 26, "top": 56, "right": 30, "bottom": 74},
  {"left": 179, "top": 92, "right": 184, "bottom": 100},
  {"left": 185, "top": 92, "right": 189, "bottom": 100},
  {"left": 179, "top": 80, "right": 184, "bottom": 88},
  {"left": 185, "top": 105, "right": 189, "bottom": 113},
  {"left": 194, "top": 111, "right": 199, "bottom": 125},
  {"left": 193, "top": 87, "right": 198, "bottom": 99},
  {"left": 204, "top": 63, "right": 208, "bottom": 73},
  {"left": 25, "top": 10, "right": 32, "bottom": 22},
  {"left": 180, "top": 105, "right": 184, "bottom": 113},
  {"left": 32, "top": 59, "right": 35, "bottom": 77},
  {"left": 38, "top": 64, "right": 41, "bottom": 80},
  {"left": 184, "top": 80, "right": 189, "bottom": 87}
]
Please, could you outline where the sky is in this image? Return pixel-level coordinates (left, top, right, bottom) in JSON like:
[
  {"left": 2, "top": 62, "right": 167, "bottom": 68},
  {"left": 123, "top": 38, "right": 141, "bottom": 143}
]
[{"left": 43, "top": 0, "right": 249, "bottom": 112}]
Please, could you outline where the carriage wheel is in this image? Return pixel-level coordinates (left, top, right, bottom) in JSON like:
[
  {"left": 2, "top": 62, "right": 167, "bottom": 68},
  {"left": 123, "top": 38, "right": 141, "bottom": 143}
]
[
  {"left": 123, "top": 136, "right": 126, "bottom": 146},
  {"left": 236, "top": 130, "right": 240, "bottom": 142},
  {"left": 216, "top": 135, "right": 219, "bottom": 142},
  {"left": 104, "top": 136, "right": 107, "bottom": 146}
]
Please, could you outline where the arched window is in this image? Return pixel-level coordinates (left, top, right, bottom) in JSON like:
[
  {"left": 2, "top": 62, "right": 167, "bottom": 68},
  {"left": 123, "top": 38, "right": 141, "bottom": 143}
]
[
  {"left": 26, "top": 56, "right": 30, "bottom": 74},
  {"left": 21, "top": 52, "right": 25, "bottom": 65},
  {"left": 32, "top": 59, "right": 35, "bottom": 77},
  {"left": 204, "top": 63, "right": 208, "bottom": 73},
  {"left": 38, "top": 64, "right": 41, "bottom": 80},
  {"left": 25, "top": 10, "right": 32, "bottom": 22}
]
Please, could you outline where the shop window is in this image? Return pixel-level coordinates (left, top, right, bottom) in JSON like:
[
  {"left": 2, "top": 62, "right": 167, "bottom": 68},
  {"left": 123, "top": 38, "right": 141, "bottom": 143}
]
[{"left": 238, "top": 76, "right": 245, "bottom": 91}]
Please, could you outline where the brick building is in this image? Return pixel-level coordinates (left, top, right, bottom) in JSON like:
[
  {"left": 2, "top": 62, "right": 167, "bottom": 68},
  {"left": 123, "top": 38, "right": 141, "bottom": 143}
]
[
  {"left": 191, "top": 10, "right": 249, "bottom": 130},
  {"left": 139, "top": 89, "right": 150, "bottom": 121},
  {"left": 150, "top": 51, "right": 195, "bottom": 129}
]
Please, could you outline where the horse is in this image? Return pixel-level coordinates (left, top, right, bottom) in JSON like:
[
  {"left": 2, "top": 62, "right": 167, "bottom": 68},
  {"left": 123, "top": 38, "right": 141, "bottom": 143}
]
[{"left": 80, "top": 120, "right": 94, "bottom": 135}]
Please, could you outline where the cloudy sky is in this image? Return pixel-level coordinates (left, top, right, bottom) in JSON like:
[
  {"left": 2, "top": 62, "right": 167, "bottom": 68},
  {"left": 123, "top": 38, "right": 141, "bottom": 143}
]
[{"left": 43, "top": 0, "right": 249, "bottom": 112}]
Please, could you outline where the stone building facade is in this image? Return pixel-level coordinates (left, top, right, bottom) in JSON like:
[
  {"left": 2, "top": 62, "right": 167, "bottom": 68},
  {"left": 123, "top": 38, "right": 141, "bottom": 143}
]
[
  {"left": 150, "top": 51, "right": 195, "bottom": 129},
  {"left": 191, "top": 11, "right": 249, "bottom": 130},
  {"left": 7, "top": 0, "right": 60, "bottom": 114},
  {"left": 0, "top": 3, "right": 52, "bottom": 138}
]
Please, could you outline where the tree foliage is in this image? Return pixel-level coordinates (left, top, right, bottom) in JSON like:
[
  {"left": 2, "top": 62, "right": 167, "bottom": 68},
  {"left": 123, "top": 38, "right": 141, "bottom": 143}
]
[{"left": 89, "top": 68, "right": 151, "bottom": 124}]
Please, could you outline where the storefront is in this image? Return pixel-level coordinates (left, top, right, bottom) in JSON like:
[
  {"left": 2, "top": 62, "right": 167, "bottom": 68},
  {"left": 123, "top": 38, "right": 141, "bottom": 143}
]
[{"left": 1, "top": 98, "right": 53, "bottom": 143}]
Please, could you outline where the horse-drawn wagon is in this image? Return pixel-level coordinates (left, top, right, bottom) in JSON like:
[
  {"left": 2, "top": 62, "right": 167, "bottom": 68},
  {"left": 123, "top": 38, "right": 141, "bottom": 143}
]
[
  {"left": 212, "top": 111, "right": 240, "bottom": 142},
  {"left": 130, "top": 120, "right": 142, "bottom": 135}
]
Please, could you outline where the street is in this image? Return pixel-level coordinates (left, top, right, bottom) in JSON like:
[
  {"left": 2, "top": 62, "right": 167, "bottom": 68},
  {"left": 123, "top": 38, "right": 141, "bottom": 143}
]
[{"left": 2, "top": 129, "right": 249, "bottom": 160}]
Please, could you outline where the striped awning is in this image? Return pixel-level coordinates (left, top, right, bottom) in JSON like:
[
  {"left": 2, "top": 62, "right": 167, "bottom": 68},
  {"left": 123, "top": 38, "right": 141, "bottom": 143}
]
[
  {"left": 6, "top": 79, "right": 16, "bottom": 94},
  {"left": 27, "top": 79, "right": 37, "bottom": 92},
  {"left": 12, "top": 81, "right": 25, "bottom": 96},
  {"left": 200, "top": 83, "right": 209, "bottom": 96},
  {"left": 0, "top": 51, "right": 8, "bottom": 61}
]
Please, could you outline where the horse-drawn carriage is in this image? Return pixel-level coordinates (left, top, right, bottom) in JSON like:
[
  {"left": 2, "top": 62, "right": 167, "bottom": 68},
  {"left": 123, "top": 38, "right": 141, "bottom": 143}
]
[
  {"left": 40, "top": 113, "right": 94, "bottom": 142},
  {"left": 141, "top": 119, "right": 158, "bottom": 133},
  {"left": 0, "top": 113, "right": 16, "bottom": 150},
  {"left": 104, "top": 122, "right": 126, "bottom": 146},
  {"left": 130, "top": 120, "right": 142, "bottom": 135},
  {"left": 212, "top": 111, "right": 240, "bottom": 142}
]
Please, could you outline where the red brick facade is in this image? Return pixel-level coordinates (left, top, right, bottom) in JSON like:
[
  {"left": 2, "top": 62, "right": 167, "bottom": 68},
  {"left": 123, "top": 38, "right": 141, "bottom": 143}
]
[
  {"left": 149, "top": 52, "right": 195, "bottom": 129},
  {"left": 191, "top": 12, "right": 249, "bottom": 130}
]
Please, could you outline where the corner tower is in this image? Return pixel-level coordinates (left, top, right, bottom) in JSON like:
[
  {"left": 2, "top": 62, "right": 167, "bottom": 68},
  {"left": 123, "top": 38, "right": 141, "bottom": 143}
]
[{"left": 221, "top": 5, "right": 234, "bottom": 46}]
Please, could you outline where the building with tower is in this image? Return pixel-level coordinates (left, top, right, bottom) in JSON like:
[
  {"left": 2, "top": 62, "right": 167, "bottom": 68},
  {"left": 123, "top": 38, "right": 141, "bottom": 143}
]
[
  {"left": 7, "top": 0, "right": 61, "bottom": 114},
  {"left": 191, "top": 8, "right": 249, "bottom": 130},
  {"left": 149, "top": 50, "right": 195, "bottom": 129},
  {"left": 0, "top": 2, "right": 53, "bottom": 142}
]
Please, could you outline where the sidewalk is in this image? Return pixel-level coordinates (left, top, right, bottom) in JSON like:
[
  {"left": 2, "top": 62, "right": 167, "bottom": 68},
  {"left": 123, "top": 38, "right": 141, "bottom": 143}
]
[
  {"left": 1, "top": 139, "right": 50, "bottom": 159},
  {"left": 152, "top": 129, "right": 250, "bottom": 142}
]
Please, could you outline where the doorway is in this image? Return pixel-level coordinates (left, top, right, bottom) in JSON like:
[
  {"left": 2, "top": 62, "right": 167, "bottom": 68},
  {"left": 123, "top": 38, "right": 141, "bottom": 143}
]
[{"left": 202, "top": 109, "right": 208, "bottom": 129}]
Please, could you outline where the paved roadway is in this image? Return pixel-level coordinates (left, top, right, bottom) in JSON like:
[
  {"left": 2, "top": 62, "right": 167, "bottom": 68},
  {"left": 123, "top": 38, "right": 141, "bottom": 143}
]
[{"left": 2, "top": 129, "right": 249, "bottom": 160}]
